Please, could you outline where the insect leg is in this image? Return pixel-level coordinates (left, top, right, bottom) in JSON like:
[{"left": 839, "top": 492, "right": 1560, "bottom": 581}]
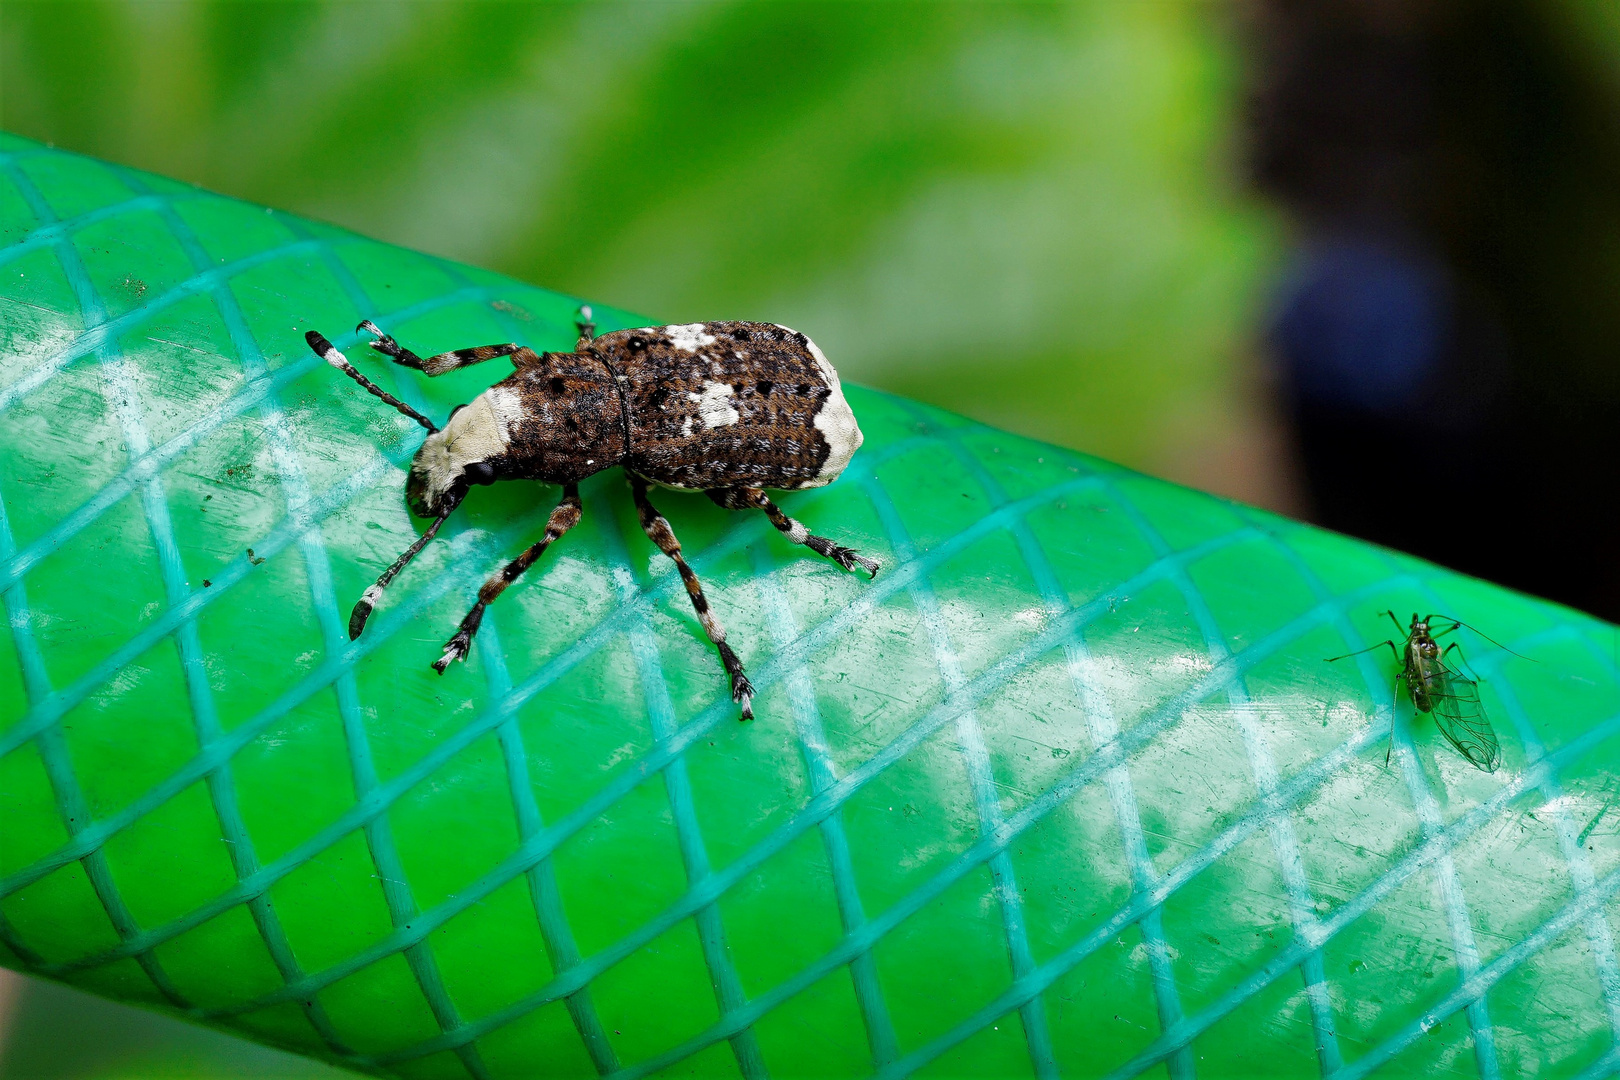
[
  {"left": 1441, "top": 641, "right": 1481, "bottom": 679},
  {"left": 358, "top": 320, "right": 533, "bottom": 377},
  {"left": 633, "top": 478, "right": 754, "bottom": 720},
  {"left": 1324, "top": 640, "right": 1397, "bottom": 663},
  {"left": 706, "top": 487, "right": 880, "bottom": 577},
  {"left": 1385, "top": 672, "right": 1407, "bottom": 767},
  {"left": 432, "top": 485, "right": 583, "bottom": 673}
]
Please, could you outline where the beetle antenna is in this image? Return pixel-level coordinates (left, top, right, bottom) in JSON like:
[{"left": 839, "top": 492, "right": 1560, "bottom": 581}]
[
  {"left": 349, "top": 513, "right": 451, "bottom": 639},
  {"left": 305, "top": 330, "right": 439, "bottom": 432},
  {"left": 575, "top": 304, "right": 595, "bottom": 348}
]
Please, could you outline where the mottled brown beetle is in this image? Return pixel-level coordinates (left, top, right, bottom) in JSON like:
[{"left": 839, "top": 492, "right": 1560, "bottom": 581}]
[{"left": 303, "top": 308, "right": 877, "bottom": 719}]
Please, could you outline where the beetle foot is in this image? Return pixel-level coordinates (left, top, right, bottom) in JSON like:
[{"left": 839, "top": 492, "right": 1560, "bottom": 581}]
[
  {"left": 732, "top": 673, "right": 755, "bottom": 722},
  {"left": 358, "top": 320, "right": 405, "bottom": 358},
  {"left": 432, "top": 630, "right": 472, "bottom": 674},
  {"left": 829, "top": 544, "right": 880, "bottom": 578}
]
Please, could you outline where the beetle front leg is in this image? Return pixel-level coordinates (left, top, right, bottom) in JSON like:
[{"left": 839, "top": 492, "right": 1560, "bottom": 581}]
[
  {"left": 432, "top": 484, "right": 582, "bottom": 673},
  {"left": 632, "top": 478, "right": 754, "bottom": 720},
  {"left": 706, "top": 487, "right": 879, "bottom": 576},
  {"left": 358, "top": 320, "right": 535, "bottom": 377}
]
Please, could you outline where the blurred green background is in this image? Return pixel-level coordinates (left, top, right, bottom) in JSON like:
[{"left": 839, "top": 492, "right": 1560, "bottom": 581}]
[
  {"left": 0, "top": 0, "right": 1288, "bottom": 501},
  {"left": 0, "top": 5, "right": 1279, "bottom": 1073}
]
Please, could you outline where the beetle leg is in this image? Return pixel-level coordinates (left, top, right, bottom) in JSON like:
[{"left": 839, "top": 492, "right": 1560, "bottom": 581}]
[
  {"left": 706, "top": 487, "right": 879, "bottom": 577},
  {"left": 358, "top": 320, "right": 537, "bottom": 377},
  {"left": 633, "top": 478, "right": 754, "bottom": 720},
  {"left": 432, "top": 484, "right": 582, "bottom": 673}
]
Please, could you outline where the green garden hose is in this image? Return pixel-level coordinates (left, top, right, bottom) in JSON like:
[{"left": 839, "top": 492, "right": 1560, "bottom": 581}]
[{"left": 2, "top": 134, "right": 1619, "bottom": 1079}]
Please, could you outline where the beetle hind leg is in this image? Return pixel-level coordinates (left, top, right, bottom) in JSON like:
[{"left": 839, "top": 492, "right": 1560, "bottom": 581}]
[
  {"left": 707, "top": 487, "right": 879, "bottom": 577},
  {"left": 633, "top": 479, "right": 754, "bottom": 719},
  {"left": 432, "top": 484, "right": 583, "bottom": 673}
]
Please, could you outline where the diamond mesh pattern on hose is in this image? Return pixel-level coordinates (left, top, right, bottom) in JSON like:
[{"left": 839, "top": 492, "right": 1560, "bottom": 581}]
[{"left": 2, "top": 134, "right": 1619, "bottom": 1079}]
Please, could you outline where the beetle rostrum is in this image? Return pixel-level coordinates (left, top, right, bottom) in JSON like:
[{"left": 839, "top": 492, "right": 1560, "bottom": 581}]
[{"left": 303, "top": 308, "right": 879, "bottom": 719}]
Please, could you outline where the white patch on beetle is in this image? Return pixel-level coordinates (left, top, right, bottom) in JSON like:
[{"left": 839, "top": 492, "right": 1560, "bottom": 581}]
[
  {"left": 411, "top": 388, "right": 514, "bottom": 508},
  {"left": 486, "top": 385, "right": 525, "bottom": 441},
  {"left": 689, "top": 380, "right": 739, "bottom": 429},
  {"left": 360, "top": 583, "right": 384, "bottom": 609},
  {"left": 665, "top": 323, "right": 717, "bottom": 352},
  {"left": 804, "top": 337, "right": 838, "bottom": 388},
  {"left": 786, "top": 520, "right": 810, "bottom": 543},
  {"left": 778, "top": 330, "right": 860, "bottom": 486},
  {"left": 810, "top": 382, "right": 861, "bottom": 485},
  {"left": 680, "top": 417, "right": 695, "bottom": 438}
]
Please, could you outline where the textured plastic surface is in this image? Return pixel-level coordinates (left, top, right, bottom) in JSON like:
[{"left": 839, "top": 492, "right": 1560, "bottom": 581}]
[{"left": 2, "top": 134, "right": 1619, "bottom": 1080}]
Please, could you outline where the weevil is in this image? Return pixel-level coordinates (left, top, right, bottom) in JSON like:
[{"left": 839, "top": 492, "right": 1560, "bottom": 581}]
[
  {"left": 1327, "top": 611, "right": 1519, "bottom": 772},
  {"left": 303, "top": 308, "right": 878, "bottom": 719}
]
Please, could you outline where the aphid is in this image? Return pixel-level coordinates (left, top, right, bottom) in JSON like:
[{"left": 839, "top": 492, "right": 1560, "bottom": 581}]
[
  {"left": 304, "top": 308, "right": 878, "bottom": 719},
  {"left": 1327, "top": 611, "right": 1513, "bottom": 772}
]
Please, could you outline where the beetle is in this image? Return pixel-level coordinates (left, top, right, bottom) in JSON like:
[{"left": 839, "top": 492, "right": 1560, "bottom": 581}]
[{"left": 303, "top": 307, "right": 878, "bottom": 719}]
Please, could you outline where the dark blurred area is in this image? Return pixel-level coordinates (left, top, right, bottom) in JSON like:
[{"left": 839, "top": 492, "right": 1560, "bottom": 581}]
[{"left": 1248, "top": 0, "right": 1620, "bottom": 620}]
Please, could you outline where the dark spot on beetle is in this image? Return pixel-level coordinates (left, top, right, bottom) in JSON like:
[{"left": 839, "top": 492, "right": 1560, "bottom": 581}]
[
  {"left": 797, "top": 383, "right": 810, "bottom": 396},
  {"left": 755, "top": 380, "right": 773, "bottom": 396},
  {"left": 550, "top": 376, "right": 566, "bottom": 395},
  {"left": 768, "top": 327, "right": 786, "bottom": 341},
  {"left": 792, "top": 331, "right": 807, "bottom": 347},
  {"left": 730, "top": 328, "right": 750, "bottom": 342},
  {"left": 648, "top": 386, "right": 671, "bottom": 410},
  {"left": 564, "top": 416, "right": 578, "bottom": 432},
  {"left": 627, "top": 336, "right": 646, "bottom": 351}
]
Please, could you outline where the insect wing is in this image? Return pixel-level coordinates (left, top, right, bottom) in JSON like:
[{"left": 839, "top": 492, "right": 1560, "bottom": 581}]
[{"left": 1429, "top": 667, "right": 1501, "bottom": 772}]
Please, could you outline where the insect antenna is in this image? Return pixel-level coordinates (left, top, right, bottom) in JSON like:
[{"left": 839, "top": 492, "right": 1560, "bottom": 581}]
[
  {"left": 305, "top": 330, "right": 439, "bottom": 432},
  {"left": 1426, "top": 614, "right": 1538, "bottom": 661},
  {"left": 349, "top": 513, "right": 451, "bottom": 639}
]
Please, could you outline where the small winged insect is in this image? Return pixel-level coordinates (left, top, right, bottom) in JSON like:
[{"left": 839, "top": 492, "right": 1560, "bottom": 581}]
[
  {"left": 1328, "top": 611, "right": 1514, "bottom": 772},
  {"left": 303, "top": 308, "right": 877, "bottom": 720}
]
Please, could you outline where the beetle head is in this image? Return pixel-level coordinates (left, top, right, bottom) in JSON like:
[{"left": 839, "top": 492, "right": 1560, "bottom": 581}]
[{"left": 407, "top": 394, "right": 511, "bottom": 517}]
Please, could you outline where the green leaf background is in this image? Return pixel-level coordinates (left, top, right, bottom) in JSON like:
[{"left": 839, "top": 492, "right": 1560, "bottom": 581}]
[{"left": 0, "top": 1, "right": 1280, "bottom": 489}]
